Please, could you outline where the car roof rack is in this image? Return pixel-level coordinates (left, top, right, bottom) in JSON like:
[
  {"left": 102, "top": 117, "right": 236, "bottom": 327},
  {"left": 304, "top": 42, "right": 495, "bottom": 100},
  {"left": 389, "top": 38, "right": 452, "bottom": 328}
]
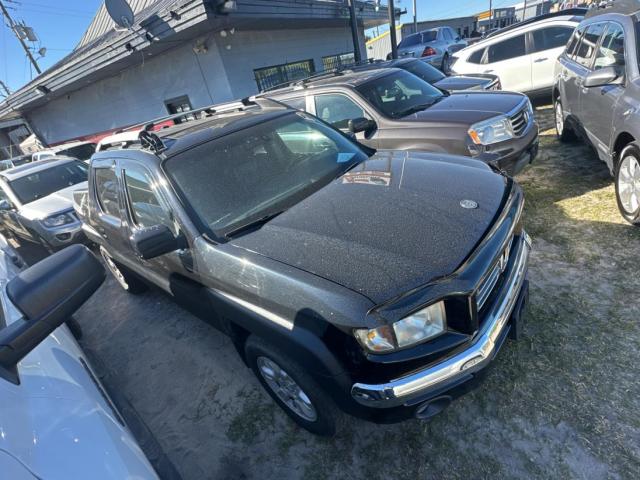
[
  {"left": 136, "top": 96, "right": 288, "bottom": 154},
  {"left": 486, "top": 8, "right": 588, "bottom": 39},
  {"left": 262, "top": 69, "right": 350, "bottom": 92}
]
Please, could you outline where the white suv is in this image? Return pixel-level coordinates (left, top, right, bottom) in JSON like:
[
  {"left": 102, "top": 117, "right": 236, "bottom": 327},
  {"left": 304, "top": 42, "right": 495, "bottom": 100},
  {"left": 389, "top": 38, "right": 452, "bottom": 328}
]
[{"left": 450, "top": 11, "right": 584, "bottom": 94}]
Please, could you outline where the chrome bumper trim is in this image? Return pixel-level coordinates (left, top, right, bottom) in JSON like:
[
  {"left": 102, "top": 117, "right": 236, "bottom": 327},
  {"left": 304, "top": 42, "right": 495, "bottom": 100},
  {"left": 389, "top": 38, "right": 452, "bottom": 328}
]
[{"left": 351, "top": 232, "right": 531, "bottom": 408}]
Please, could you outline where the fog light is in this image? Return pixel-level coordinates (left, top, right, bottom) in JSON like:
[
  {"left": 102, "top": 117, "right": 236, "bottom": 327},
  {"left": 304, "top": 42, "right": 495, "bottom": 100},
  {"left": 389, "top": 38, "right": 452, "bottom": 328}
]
[{"left": 461, "top": 355, "right": 484, "bottom": 371}]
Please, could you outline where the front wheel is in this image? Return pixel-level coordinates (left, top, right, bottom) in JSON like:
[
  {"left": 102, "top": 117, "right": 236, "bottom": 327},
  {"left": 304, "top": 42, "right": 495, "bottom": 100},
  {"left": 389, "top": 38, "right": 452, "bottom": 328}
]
[
  {"left": 99, "top": 246, "right": 148, "bottom": 293},
  {"left": 244, "top": 335, "right": 340, "bottom": 436},
  {"left": 615, "top": 144, "right": 640, "bottom": 225},
  {"left": 554, "top": 98, "right": 575, "bottom": 142}
]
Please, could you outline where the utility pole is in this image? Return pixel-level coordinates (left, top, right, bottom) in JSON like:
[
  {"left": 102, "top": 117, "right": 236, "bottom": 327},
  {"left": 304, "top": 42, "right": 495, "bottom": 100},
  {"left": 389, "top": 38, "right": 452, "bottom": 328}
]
[
  {"left": 0, "top": 0, "right": 41, "bottom": 75},
  {"left": 522, "top": 0, "right": 528, "bottom": 22},
  {"left": 413, "top": 0, "right": 417, "bottom": 34},
  {"left": 348, "top": 0, "right": 362, "bottom": 63},
  {"left": 488, "top": 0, "right": 493, "bottom": 31},
  {"left": 0, "top": 80, "right": 10, "bottom": 97},
  {"left": 388, "top": 0, "right": 398, "bottom": 59}
]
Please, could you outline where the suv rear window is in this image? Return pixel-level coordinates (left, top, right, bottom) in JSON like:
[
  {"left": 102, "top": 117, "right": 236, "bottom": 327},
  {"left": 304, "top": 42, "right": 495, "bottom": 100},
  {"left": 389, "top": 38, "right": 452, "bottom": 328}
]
[
  {"left": 532, "top": 26, "right": 574, "bottom": 53},
  {"left": 487, "top": 35, "right": 526, "bottom": 63}
]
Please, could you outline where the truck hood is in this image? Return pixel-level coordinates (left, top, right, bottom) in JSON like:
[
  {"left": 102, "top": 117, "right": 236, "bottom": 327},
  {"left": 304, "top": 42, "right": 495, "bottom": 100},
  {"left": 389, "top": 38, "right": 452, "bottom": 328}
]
[
  {"left": 434, "top": 75, "right": 495, "bottom": 92},
  {"left": 231, "top": 151, "right": 507, "bottom": 304},
  {"left": 400, "top": 91, "right": 524, "bottom": 125},
  {"left": 19, "top": 181, "right": 88, "bottom": 220}
]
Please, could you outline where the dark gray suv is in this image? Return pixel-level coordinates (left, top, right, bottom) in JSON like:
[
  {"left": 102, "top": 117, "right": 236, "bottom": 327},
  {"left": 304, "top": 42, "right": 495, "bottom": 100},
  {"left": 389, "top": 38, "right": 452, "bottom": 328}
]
[
  {"left": 264, "top": 68, "right": 538, "bottom": 176},
  {"left": 553, "top": 5, "right": 640, "bottom": 225}
]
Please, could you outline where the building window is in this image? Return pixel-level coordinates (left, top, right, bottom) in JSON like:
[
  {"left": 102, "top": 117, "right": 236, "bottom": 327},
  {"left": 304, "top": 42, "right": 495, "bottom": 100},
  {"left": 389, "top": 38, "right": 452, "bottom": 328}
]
[
  {"left": 322, "top": 52, "right": 356, "bottom": 71},
  {"left": 165, "top": 95, "right": 193, "bottom": 124},
  {"left": 254, "top": 59, "right": 315, "bottom": 92}
]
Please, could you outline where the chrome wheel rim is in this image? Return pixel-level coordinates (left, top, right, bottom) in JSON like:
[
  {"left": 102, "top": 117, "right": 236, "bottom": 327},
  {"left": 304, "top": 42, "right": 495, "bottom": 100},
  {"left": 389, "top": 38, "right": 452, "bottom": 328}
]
[
  {"left": 618, "top": 155, "right": 640, "bottom": 214},
  {"left": 100, "top": 247, "right": 129, "bottom": 290},
  {"left": 257, "top": 356, "right": 317, "bottom": 422},
  {"left": 555, "top": 101, "right": 563, "bottom": 136}
]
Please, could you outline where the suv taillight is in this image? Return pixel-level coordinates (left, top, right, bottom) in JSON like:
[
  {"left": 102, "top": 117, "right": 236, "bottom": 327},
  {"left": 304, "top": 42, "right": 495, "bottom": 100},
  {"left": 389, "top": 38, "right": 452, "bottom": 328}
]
[{"left": 421, "top": 46, "right": 436, "bottom": 57}]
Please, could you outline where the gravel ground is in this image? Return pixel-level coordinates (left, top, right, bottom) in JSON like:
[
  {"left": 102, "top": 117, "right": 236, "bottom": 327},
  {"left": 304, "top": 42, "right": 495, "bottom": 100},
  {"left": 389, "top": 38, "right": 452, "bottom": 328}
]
[{"left": 16, "top": 105, "right": 640, "bottom": 479}]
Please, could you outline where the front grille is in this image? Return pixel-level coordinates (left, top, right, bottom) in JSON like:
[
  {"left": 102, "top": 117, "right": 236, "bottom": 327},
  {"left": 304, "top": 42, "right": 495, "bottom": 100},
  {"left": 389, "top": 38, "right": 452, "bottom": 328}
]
[
  {"left": 509, "top": 106, "right": 529, "bottom": 136},
  {"left": 476, "top": 236, "right": 514, "bottom": 311}
]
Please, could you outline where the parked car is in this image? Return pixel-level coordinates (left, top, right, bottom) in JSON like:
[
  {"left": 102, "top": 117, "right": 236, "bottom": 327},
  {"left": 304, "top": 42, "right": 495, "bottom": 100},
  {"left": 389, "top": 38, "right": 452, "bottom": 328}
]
[
  {"left": 0, "top": 157, "right": 88, "bottom": 251},
  {"left": 76, "top": 98, "right": 531, "bottom": 436},
  {"left": 32, "top": 141, "right": 97, "bottom": 163},
  {"left": 264, "top": 68, "right": 538, "bottom": 176},
  {"left": 31, "top": 151, "right": 56, "bottom": 162},
  {"left": 0, "top": 154, "right": 32, "bottom": 172},
  {"left": 396, "top": 27, "right": 467, "bottom": 71},
  {"left": 0, "top": 243, "right": 159, "bottom": 479},
  {"left": 450, "top": 10, "right": 585, "bottom": 94},
  {"left": 553, "top": 6, "right": 640, "bottom": 225},
  {"left": 349, "top": 58, "right": 501, "bottom": 92}
]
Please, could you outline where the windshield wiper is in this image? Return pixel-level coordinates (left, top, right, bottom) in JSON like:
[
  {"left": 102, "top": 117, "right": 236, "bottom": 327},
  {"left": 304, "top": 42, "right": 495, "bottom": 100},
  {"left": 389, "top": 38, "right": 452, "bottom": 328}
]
[
  {"left": 224, "top": 210, "right": 285, "bottom": 239},
  {"left": 396, "top": 98, "right": 443, "bottom": 117}
]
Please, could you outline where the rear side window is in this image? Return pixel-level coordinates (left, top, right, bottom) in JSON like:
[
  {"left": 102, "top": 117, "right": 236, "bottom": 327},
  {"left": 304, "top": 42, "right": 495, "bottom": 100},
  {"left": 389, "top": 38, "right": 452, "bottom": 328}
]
[
  {"left": 574, "top": 23, "right": 606, "bottom": 68},
  {"left": 314, "top": 94, "right": 365, "bottom": 129},
  {"left": 487, "top": 35, "right": 526, "bottom": 63},
  {"left": 532, "top": 26, "right": 574, "bottom": 53},
  {"left": 94, "top": 167, "right": 121, "bottom": 218},
  {"left": 594, "top": 22, "right": 625, "bottom": 70},
  {"left": 467, "top": 48, "right": 486, "bottom": 64},
  {"left": 442, "top": 29, "right": 452, "bottom": 41}
]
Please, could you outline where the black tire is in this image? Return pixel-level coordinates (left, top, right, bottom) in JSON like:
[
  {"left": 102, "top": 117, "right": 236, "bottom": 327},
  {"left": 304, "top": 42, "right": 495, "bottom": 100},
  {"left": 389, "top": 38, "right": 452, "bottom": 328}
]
[
  {"left": 615, "top": 143, "right": 640, "bottom": 226},
  {"left": 244, "top": 335, "right": 340, "bottom": 436},
  {"left": 99, "top": 246, "right": 148, "bottom": 294},
  {"left": 554, "top": 98, "right": 576, "bottom": 142},
  {"left": 441, "top": 53, "right": 450, "bottom": 73}
]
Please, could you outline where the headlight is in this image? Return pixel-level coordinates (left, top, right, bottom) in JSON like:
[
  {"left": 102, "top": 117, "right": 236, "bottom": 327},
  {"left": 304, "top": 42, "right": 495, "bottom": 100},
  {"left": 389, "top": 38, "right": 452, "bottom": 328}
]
[
  {"left": 354, "top": 301, "right": 446, "bottom": 353},
  {"left": 42, "top": 213, "right": 74, "bottom": 228},
  {"left": 468, "top": 115, "right": 514, "bottom": 145}
]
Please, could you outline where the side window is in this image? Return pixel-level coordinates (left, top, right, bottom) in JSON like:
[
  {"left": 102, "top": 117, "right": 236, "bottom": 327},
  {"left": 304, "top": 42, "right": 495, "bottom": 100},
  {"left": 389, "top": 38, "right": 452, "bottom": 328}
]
[
  {"left": 94, "top": 167, "right": 121, "bottom": 218},
  {"left": 594, "top": 23, "right": 625, "bottom": 70},
  {"left": 442, "top": 29, "right": 452, "bottom": 41},
  {"left": 124, "top": 168, "right": 172, "bottom": 229},
  {"left": 575, "top": 23, "right": 606, "bottom": 68},
  {"left": 565, "top": 27, "right": 584, "bottom": 57},
  {"left": 281, "top": 97, "right": 307, "bottom": 111},
  {"left": 486, "top": 35, "right": 526, "bottom": 63},
  {"left": 314, "top": 94, "right": 365, "bottom": 129},
  {"left": 467, "top": 48, "right": 486, "bottom": 64},
  {"left": 532, "top": 26, "right": 574, "bottom": 53}
]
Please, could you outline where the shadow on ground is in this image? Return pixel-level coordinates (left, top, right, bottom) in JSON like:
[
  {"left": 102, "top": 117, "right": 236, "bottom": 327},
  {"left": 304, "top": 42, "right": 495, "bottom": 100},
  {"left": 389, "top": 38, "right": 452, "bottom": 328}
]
[{"left": 42, "top": 106, "right": 639, "bottom": 480}]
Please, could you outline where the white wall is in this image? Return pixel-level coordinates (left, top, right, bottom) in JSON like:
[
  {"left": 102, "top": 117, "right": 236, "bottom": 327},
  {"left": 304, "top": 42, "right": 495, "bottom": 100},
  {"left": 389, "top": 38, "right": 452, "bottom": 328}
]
[{"left": 27, "top": 27, "right": 358, "bottom": 145}]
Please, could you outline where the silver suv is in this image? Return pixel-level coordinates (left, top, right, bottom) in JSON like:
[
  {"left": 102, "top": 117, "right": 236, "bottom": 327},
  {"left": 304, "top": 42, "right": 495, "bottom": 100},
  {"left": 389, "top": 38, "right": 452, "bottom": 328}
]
[
  {"left": 396, "top": 27, "right": 467, "bottom": 72},
  {"left": 553, "top": 6, "right": 640, "bottom": 225}
]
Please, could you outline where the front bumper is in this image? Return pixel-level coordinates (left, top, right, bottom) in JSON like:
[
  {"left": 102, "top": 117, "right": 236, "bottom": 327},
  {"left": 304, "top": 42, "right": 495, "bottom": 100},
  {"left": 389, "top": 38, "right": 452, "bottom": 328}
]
[
  {"left": 350, "top": 232, "right": 531, "bottom": 409},
  {"left": 37, "top": 221, "right": 86, "bottom": 248},
  {"left": 471, "top": 122, "right": 539, "bottom": 177}
]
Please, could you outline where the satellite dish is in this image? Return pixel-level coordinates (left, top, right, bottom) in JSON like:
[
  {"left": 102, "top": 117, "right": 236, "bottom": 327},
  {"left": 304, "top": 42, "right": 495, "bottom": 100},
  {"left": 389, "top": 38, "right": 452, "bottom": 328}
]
[{"left": 105, "top": 0, "right": 135, "bottom": 29}]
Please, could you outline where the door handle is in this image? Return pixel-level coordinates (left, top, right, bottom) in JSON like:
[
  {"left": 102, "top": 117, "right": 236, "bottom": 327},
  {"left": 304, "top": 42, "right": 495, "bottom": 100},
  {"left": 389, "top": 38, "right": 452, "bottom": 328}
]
[
  {"left": 534, "top": 57, "right": 548, "bottom": 63},
  {"left": 484, "top": 69, "right": 494, "bottom": 73}
]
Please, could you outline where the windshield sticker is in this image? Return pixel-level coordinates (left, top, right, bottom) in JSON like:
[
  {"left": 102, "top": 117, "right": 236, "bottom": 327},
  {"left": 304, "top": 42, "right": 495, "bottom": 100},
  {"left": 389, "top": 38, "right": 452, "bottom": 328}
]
[
  {"left": 342, "top": 170, "right": 391, "bottom": 187},
  {"left": 337, "top": 152, "right": 356, "bottom": 163}
]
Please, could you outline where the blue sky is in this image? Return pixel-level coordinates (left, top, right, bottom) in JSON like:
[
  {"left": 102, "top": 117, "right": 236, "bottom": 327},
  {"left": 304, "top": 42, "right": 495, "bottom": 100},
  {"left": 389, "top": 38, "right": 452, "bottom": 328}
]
[{"left": 0, "top": 0, "right": 516, "bottom": 93}]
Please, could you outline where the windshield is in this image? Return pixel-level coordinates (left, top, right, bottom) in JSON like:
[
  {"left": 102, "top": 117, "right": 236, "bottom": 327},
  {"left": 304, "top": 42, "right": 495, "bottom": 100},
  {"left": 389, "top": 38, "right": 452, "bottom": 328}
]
[
  {"left": 399, "top": 31, "right": 437, "bottom": 48},
  {"left": 9, "top": 161, "right": 88, "bottom": 204},
  {"left": 58, "top": 143, "right": 97, "bottom": 161},
  {"left": 164, "top": 112, "right": 369, "bottom": 237},
  {"left": 356, "top": 70, "right": 445, "bottom": 119},
  {"left": 401, "top": 60, "right": 445, "bottom": 84}
]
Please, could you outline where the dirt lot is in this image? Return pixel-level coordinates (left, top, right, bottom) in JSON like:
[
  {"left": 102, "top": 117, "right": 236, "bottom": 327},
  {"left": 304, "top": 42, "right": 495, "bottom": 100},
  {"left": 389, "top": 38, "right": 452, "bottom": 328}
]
[{"left": 19, "top": 105, "right": 640, "bottom": 479}]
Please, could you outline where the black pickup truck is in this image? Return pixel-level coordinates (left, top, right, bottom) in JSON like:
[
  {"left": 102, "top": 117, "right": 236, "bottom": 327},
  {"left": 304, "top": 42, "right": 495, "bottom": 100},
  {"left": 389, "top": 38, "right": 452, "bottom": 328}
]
[{"left": 75, "top": 98, "right": 531, "bottom": 436}]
